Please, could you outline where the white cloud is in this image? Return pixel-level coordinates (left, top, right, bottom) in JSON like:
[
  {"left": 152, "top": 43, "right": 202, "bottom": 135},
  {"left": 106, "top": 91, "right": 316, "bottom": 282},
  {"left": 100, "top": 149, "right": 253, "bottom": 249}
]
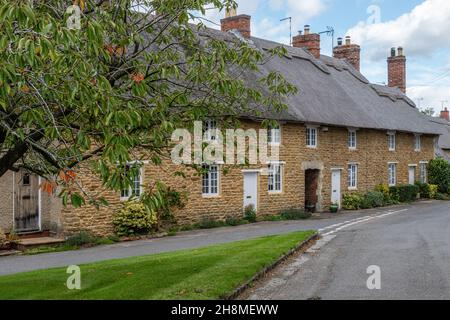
[
  {"left": 347, "top": 0, "right": 450, "bottom": 61},
  {"left": 408, "top": 85, "right": 450, "bottom": 114}
]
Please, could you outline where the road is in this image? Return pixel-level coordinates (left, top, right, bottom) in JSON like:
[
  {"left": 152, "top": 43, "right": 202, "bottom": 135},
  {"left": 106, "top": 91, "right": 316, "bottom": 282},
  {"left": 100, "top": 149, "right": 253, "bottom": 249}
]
[{"left": 245, "top": 200, "right": 450, "bottom": 300}]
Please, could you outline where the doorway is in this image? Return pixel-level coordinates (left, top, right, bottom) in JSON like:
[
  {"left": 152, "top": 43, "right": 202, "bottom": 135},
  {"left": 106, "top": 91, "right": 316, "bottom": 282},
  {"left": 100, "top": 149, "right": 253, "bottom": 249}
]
[
  {"left": 14, "top": 172, "right": 41, "bottom": 232},
  {"left": 243, "top": 171, "right": 259, "bottom": 212},
  {"left": 331, "top": 169, "right": 342, "bottom": 208},
  {"left": 305, "top": 169, "right": 320, "bottom": 212}
]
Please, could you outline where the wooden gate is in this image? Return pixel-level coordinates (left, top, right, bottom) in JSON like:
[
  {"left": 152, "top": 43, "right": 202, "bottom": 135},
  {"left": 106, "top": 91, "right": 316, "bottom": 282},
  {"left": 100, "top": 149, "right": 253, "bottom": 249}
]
[{"left": 14, "top": 172, "right": 40, "bottom": 232}]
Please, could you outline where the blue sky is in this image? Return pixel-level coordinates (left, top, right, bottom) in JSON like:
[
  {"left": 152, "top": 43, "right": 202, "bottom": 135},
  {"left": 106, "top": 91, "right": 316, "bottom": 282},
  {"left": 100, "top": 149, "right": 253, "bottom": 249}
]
[{"left": 201, "top": 0, "right": 450, "bottom": 114}]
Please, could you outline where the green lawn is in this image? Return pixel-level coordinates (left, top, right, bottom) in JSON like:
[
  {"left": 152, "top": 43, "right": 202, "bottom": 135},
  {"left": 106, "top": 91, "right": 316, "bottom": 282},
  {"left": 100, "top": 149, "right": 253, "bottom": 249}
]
[{"left": 0, "top": 230, "right": 315, "bottom": 300}]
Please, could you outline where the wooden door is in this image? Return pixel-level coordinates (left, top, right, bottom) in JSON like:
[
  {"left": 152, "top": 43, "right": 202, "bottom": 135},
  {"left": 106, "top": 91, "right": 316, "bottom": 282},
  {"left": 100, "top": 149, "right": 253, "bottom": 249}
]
[{"left": 14, "top": 172, "right": 40, "bottom": 232}]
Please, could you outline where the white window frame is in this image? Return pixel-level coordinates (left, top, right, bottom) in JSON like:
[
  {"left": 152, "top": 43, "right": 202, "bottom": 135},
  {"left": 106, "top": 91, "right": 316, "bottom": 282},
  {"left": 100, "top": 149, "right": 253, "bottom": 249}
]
[
  {"left": 203, "top": 120, "right": 218, "bottom": 142},
  {"left": 348, "top": 130, "right": 357, "bottom": 149},
  {"left": 347, "top": 164, "right": 358, "bottom": 190},
  {"left": 419, "top": 161, "right": 428, "bottom": 183},
  {"left": 306, "top": 127, "right": 318, "bottom": 148},
  {"left": 267, "top": 125, "right": 281, "bottom": 145},
  {"left": 388, "top": 132, "right": 396, "bottom": 151},
  {"left": 415, "top": 134, "right": 422, "bottom": 152},
  {"left": 268, "top": 163, "right": 283, "bottom": 193},
  {"left": 120, "top": 164, "right": 144, "bottom": 201},
  {"left": 202, "top": 164, "right": 220, "bottom": 197},
  {"left": 388, "top": 163, "right": 397, "bottom": 186}
]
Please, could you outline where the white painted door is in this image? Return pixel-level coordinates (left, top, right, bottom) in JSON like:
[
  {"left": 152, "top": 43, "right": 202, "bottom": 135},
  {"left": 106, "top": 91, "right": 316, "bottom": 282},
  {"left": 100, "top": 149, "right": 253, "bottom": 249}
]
[
  {"left": 243, "top": 172, "right": 258, "bottom": 211},
  {"left": 408, "top": 166, "right": 416, "bottom": 185},
  {"left": 331, "top": 170, "right": 341, "bottom": 207}
]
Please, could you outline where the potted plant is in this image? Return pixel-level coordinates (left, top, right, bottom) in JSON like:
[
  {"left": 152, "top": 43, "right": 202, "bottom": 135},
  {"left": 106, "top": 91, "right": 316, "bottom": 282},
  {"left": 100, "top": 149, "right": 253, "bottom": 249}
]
[{"left": 330, "top": 203, "right": 339, "bottom": 213}]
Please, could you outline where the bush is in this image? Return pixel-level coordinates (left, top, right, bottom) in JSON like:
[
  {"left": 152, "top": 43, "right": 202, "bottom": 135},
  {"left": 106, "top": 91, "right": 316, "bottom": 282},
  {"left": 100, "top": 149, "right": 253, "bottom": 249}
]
[
  {"left": 342, "top": 193, "right": 364, "bottom": 210},
  {"left": 280, "top": 209, "right": 311, "bottom": 220},
  {"left": 435, "top": 193, "right": 447, "bottom": 200},
  {"left": 363, "top": 191, "right": 385, "bottom": 208},
  {"left": 429, "top": 184, "right": 438, "bottom": 199},
  {"left": 244, "top": 205, "right": 257, "bottom": 223},
  {"left": 416, "top": 183, "right": 438, "bottom": 199},
  {"left": 0, "top": 228, "right": 6, "bottom": 246},
  {"left": 389, "top": 185, "right": 419, "bottom": 203},
  {"left": 113, "top": 201, "right": 157, "bottom": 236},
  {"left": 225, "top": 217, "right": 244, "bottom": 226},
  {"left": 428, "top": 158, "right": 450, "bottom": 193},
  {"left": 65, "top": 231, "right": 98, "bottom": 247}
]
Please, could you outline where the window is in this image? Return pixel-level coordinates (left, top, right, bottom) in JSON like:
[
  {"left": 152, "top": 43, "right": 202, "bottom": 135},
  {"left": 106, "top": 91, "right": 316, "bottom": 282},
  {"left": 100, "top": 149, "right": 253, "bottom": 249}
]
[
  {"left": 388, "top": 163, "right": 397, "bottom": 186},
  {"left": 415, "top": 135, "right": 421, "bottom": 151},
  {"left": 348, "top": 164, "right": 358, "bottom": 189},
  {"left": 268, "top": 164, "right": 282, "bottom": 192},
  {"left": 306, "top": 127, "right": 317, "bottom": 148},
  {"left": 420, "top": 162, "right": 428, "bottom": 183},
  {"left": 204, "top": 120, "right": 217, "bottom": 141},
  {"left": 22, "top": 173, "right": 30, "bottom": 186},
  {"left": 388, "top": 133, "right": 396, "bottom": 151},
  {"left": 121, "top": 166, "right": 143, "bottom": 200},
  {"left": 348, "top": 130, "right": 357, "bottom": 149},
  {"left": 267, "top": 125, "right": 281, "bottom": 145},
  {"left": 202, "top": 165, "right": 219, "bottom": 196}
]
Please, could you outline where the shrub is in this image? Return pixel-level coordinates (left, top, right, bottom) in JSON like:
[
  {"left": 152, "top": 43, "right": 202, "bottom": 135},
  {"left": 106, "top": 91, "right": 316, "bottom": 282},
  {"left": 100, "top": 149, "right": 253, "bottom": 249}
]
[
  {"left": 429, "top": 184, "right": 438, "bottom": 199},
  {"left": 417, "top": 183, "right": 439, "bottom": 199},
  {"left": 389, "top": 185, "right": 419, "bottom": 203},
  {"left": 225, "top": 217, "right": 243, "bottom": 226},
  {"left": 375, "top": 184, "right": 390, "bottom": 201},
  {"left": 0, "top": 228, "right": 6, "bottom": 246},
  {"left": 244, "top": 205, "right": 257, "bottom": 223},
  {"left": 435, "top": 193, "right": 447, "bottom": 201},
  {"left": 363, "top": 191, "right": 385, "bottom": 208},
  {"left": 428, "top": 158, "right": 450, "bottom": 193},
  {"left": 342, "top": 193, "right": 364, "bottom": 210},
  {"left": 113, "top": 201, "right": 157, "bottom": 236},
  {"left": 280, "top": 209, "right": 311, "bottom": 220},
  {"left": 65, "top": 231, "right": 98, "bottom": 247}
]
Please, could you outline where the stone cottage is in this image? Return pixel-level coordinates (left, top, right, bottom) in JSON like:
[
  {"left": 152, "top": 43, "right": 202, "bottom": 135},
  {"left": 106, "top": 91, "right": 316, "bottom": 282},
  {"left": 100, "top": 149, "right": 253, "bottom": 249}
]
[{"left": 0, "top": 11, "right": 442, "bottom": 237}]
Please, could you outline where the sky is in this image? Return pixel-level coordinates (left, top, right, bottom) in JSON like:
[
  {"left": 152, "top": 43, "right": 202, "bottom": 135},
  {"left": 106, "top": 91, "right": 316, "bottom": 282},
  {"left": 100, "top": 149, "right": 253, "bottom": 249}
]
[{"left": 197, "top": 0, "right": 450, "bottom": 115}]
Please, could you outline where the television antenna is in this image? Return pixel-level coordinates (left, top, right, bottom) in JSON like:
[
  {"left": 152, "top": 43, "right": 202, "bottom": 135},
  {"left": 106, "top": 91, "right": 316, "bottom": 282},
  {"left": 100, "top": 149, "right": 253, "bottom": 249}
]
[
  {"left": 318, "top": 26, "right": 335, "bottom": 50},
  {"left": 280, "top": 17, "right": 292, "bottom": 46}
]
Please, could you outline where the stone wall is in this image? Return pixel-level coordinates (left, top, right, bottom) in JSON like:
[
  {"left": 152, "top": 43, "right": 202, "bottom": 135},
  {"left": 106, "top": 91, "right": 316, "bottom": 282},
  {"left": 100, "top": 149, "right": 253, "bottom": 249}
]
[{"left": 57, "top": 121, "right": 436, "bottom": 237}]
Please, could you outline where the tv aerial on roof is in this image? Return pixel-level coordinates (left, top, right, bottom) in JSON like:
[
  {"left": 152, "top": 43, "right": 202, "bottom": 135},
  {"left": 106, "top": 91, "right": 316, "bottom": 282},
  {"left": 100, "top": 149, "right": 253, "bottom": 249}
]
[
  {"left": 318, "top": 26, "right": 335, "bottom": 50},
  {"left": 280, "top": 17, "right": 292, "bottom": 46}
]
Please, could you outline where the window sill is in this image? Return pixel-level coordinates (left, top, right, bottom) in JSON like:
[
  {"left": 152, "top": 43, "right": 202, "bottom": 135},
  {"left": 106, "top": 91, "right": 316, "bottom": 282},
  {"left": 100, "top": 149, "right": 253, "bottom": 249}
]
[
  {"left": 349, "top": 147, "right": 357, "bottom": 151},
  {"left": 389, "top": 149, "right": 396, "bottom": 152},
  {"left": 306, "top": 145, "right": 317, "bottom": 149},
  {"left": 348, "top": 187, "right": 358, "bottom": 191},
  {"left": 268, "top": 143, "right": 281, "bottom": 147},
  {"left": 268, "top": 191, "right": 283, "bottom": 195},
  {"left": 202, "top": 194, "right": 220, "bottom": 199}
]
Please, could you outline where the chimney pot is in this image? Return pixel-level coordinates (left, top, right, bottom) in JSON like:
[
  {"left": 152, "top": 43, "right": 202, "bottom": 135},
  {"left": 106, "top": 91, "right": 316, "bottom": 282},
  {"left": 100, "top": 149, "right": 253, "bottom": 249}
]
[
  {"left": 337, "top": 37, "right": 343, "bottom": 46},
  {"left": 391, "top": 47, "right": 396, "bottom": 57},
  {"left": 397, "top": 46, "right": 404, "bottom": 56},
  {"left": 345, "top": 36, "right": 351, "bottom": 45},
  {"left": 304, "top": 25, "right": 310, "bottom": 35},
  {"left": 225, "top": 8, "right": 237, "bottom": 18}
]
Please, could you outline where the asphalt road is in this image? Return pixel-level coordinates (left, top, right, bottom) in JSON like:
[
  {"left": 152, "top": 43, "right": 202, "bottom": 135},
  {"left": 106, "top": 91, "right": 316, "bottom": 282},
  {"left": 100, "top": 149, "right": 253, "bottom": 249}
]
[
  {"left": 0, "top": 203, "right": 419, "bottom": 276},
  {"left": 246, "top": 200, "right": 450, "bottom": 300}
]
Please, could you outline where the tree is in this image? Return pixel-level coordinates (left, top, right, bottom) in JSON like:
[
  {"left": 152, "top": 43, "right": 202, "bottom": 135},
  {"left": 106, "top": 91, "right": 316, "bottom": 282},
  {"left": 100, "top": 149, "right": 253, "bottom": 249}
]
[
  {"left": 420, "top": 107, "right": 435, "bottom": 117},
  {"left": 0, "top": 0, "right": 296, "bottom": 207},
  {"left": 428, "top": 158, "right": 450, "bottom": 193}
]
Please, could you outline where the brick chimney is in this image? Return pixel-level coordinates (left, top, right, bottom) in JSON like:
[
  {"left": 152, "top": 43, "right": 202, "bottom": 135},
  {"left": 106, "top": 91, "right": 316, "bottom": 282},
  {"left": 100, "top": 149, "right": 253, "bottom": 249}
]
[
  {"left": 292, "top": 25, "right": 321, "bottom": 59},
  {"left": 220, "top": 9, "right": 251, "bottom": 39},
  {"left": 333, "top": 36, "right": 361, "bottom": 71},
  {"left": 441, "top": 108, "right": 449, "bottom": 122},
  {"left": 387, "top": 47, "right": 406, "bottom": 93}
]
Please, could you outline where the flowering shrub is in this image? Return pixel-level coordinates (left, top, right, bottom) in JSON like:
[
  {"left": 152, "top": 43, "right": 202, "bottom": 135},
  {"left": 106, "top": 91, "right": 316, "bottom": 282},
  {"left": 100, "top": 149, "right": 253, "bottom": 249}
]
[{"left": 113, "top": 201, "right": 157, "bottom": 237}]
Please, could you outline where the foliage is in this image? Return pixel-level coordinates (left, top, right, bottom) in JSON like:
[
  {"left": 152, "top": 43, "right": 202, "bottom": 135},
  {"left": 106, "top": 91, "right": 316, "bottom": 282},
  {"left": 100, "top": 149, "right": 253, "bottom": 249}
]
[
  {"left": 389, "top": 185, "right": 419, "bottom": 203},
  {"left": 420, "top": 107, "right": 435, "bottom": 117},
  {"left": 428, "top": 158, "right": 450, "bottom": 193},
  {"left": 363, "top": 191, "right": 385, "bottom": 208},
  {"left": 0, "top": 231, "right": 315, "bottom": 300},
  {"left": 65, "top": 231, "right": 98, "bottom": 247},
  {"left": 243, "top": 205, "right": 257, "bottom": 223},
  {"left": 141, "top": 182, "right": 185, "bottom": 230},
  {"left": 225, "top": 217, "right": 245, "bottom": 226},
  {"left": 0, "top": 0, "right": 297, "bottom": 208},
  {"left": 113, "top": 201, "right": 157, "bottom": 236},
  {"left": 342, "top": 193, "right": 364, "bottom": 210},
  {"left": 280, "top": 209, "right": 312, "bottom": 220},
  {"left": 194, "top": 218, "right": 226, "bottom": 229},
  {"left": 416, "top": 183, "right": 438, "bottom": 199}
]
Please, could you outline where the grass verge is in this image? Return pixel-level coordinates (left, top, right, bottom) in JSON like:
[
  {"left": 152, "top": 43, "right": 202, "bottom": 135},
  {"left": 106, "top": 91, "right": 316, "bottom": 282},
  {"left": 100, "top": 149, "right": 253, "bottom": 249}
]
[{"left": 0, "top": 230, "right": 315, "bottom": 300}]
